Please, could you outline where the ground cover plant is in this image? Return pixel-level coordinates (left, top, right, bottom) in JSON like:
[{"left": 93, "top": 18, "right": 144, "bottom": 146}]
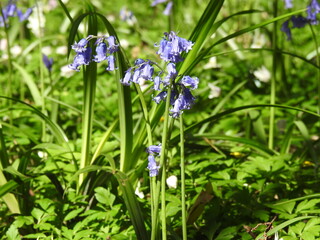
[{"left": 1, "top": 0, "right": 320, "bottom": 239}]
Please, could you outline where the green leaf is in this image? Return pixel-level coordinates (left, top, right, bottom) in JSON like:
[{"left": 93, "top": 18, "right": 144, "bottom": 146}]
[
  {"left": 64, "top": 208, "right": 85, "bottom": 222},
  {"left": 12, "top": 62, "right": 42, "bottom": 106},
  {"left": 255, "top": 216, "right": 316, "bottom": 239},
  {"left": 270, "top": 201, "right": 296, "bottom": 214},
  {"left": 94, "top": 187, "right": 116, "bottom": 207},
  {"left": 6, "top": 224, "right": 21, "bottom": 240},
  {"left": 296, "top": 199, "right": 320, "bottom": 213},
  {"left": 114, "top": 171, "right": 148, "bottom": 240}
]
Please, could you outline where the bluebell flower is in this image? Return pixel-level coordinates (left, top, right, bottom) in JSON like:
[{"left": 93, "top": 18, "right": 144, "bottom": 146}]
[
  {"left": 151, "top": 0, "right": 168, "bottom": 7},
  {"left": 153, "top": 91, "right": 167, "bottom": 104},
  {"left": 68, "top": 47, "right": 91, "bottom": 71},
  {"left": 132, "top": 70, "right": 141, "bottom": 84},
  {"left": 147, "top": 144, "right": 162, "bottom": 155},
  {"left": 106, "top": 36, "right": 119, "bottom": 54},
  {"left": 42, "top": 54, "right": 53, "bottom": 72},
  {"left": 153, "top": 76, "right": 162, "bottom": 91},
  {"left": 291, "top": 15, "right": 308, "bottom": 28},
  {"left": 71, "top": 38, "right": 89, "bottom": 53},
  {"left": 140, "top": 62, "right": 154, "bottom": 80},
  {"left": 163, "top": 1, "right": 173, "bottom": 15},
  {"left": 120, "top": 7, "right": 132, "bottom": 21},
  {"left": 106, "top": 55, "right": 116, "bottom": 71},
  {"left": 147, "top": 155, "right": 160, "bottom": 177},
  {"left": 162, "top": 62, "right": 177, "bottom": 85},
  {"left": 283, "top": 0, "right": 293, "bottom": 9},
  {"left": 307, "top": 0, "right": 320, "bottom": 25},
  {"left": 17, "top": 8, "right": 32, "bottom": 22},
  {"left": 180, "top": 76, "right": 199, "bottom": 90},
  {"left": 155, "top": 31, "right": 193, "bottom": 63},
  {"left": 170, "top": 94, "right": 185, "bottom": 118},
  {"left": 119, "top": 7, "right": 137, "bottom": 25},
  {"left": 5, "top": 3, "right": 17, "bottom": 17},
  {"left": 121, "top": 68, "right": 132, "bottom": 85},
  {"left": 134, "top": 58, "right": 145, "bottom": 66},
  {"left": 182, "top": 87, "right": 195, "bottom": 109},
  {"left": 281, "top": 20, "right": 292, "bottom": 40},
  {"left": 93, "top": 42, "right": 107, "bottom": 63}
]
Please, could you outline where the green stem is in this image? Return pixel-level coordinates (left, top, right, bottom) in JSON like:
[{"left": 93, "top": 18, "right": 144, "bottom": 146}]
[
  {"left": 135, "top": 84, "right": 157, "bottom": 240},
  {"left": 309, "top": 25, "right": 320, "bottom": 115},
  {"left": 79, "top": 62, "right": 97, "bottom": 186},
  {"left": 35, "top": 1, "right": 47, "bottom": 142},
  {"left": 158, "top": 86, "right": 173, "bottom": 240},
  {"left": 180, "top": 115, "right": 187, "bottom": 240},
  {"left": 269, "top": 0, "right": 278, "bottom": 150},
  {"left": 0, "top": 3, "right": 13, "bottom": 125}
]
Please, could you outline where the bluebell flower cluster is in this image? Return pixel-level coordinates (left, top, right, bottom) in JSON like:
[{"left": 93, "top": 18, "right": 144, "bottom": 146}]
[
  {"left": 121, "top": 32, "right": 198, "bottom": 118},
  {"left": 69, "top": 35, "right": 119, "bottom": 72},
  {"left": 155, "top": 31, "right": 193, "bottom": 63},
  {"left": 281, "top": 0, "right": 320, "bottom": 40},
  {"left": 151, "top": 0, "right": 173, "bottom": 16},
  {"left": 120, "top": 32, "right": 198, "bottom": 177},
  {"left": 0, "top": 0, "right": 32, "bottom": 27},
  {"left": 147, "top": 144, "right": 161, "bottom": 177}
]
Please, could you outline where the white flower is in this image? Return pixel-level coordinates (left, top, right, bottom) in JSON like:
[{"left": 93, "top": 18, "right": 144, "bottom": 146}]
[
  {"left": 42, "top": 46, "right": 52, "bottom": 55},
  {"left": 56, "top": 46, "right": 68, "bottom": 55},
  {"left": 60, "top": 65, "right": 75, "bottom": 78},
  {"left": 10, "top": 45, "right": 22, "bottom": 57},
  {"left": 166, "top": 175, "right": 178, "bottom": 189},
  {"left": 0, "top": 38, "right": 7, "bottom": 51},
  {"left": 37, "top": 151, "right": 48, "bottom": 159},
  {"left": 27, "top": 4, "right": 45, "bottom": 37},
  {"left": 134, "top": 181, "right": 144, "bottom": 199},
  {"left": 208, "top": 83, "right": 221, "bottom": 99},
  {"left": 253, "top": 66, "right": 271, "bottom": 83},
  {"left": 251, "top": 31, "right": 266, "bottom": 49},
  {"left": 120, "top": 39, "right": 129, "bottom": 49}
]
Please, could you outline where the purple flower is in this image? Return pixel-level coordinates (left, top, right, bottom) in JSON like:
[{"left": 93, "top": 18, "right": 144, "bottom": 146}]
[
  {"left": 132, "top": 70, "right": 141, "bottom": 83},
  {"left": 140, "top": 62, "right": 154, "bottom": 80},
  {"left": 42, "top": 54, "right": 53, "bottom": 72},
  {"left": 134, "top": 58, "right": 145, "bottom": 66},
  {"left": 170, "top": 94, "right": 185, "bottom": 118},
  {"left": 155, "top": 32, "right": 193, "bottom": 63},
  {"left": 281, "top": 20, "right": 291, "bottom": 40},
  {"left": 106, "top": 36, "right": 119, "bottom": 54},
  {"left": 68, "top": 47, "right": 92, "bottom": 71},
  {"left": 180, "top": 76, "right": 199, "bottom": 89},
  {"left": 71, "top": 38, "right": 89, "bottom": 53},
  {"left": 93, "top": 42, "right": 107, "bottom": 63},
  {"left": 147, "top": 144, "right": 162, "bottom": 155},
  {"left": 147, "top": 155, "right": 160, "bottom": 177},
  {"left": 163, "top": 62, "right": 177, "bottom": 85},
  {"left": 163, "top": 1, "right": 173, "bottom": 15},
  {"left": 307, "top": 0, "right": 320, "bottom": 25},
  {"left": 106, "top": 55, "right": 116, "bottom": 71},
  {"left": 153, "top": 91, "right": 167, "bottom": 104},
  {"left": 4, "top": 3, "right": 17, "bottom": 17},
  {"left": 182, "top": 88, "right": 196, "bottom": 109},
  {"left": 16, "top": 8, "right": 32, "bottom": 22},
  {"left": 121, "top": 68, "right": 132, "bottom": 85},
  {"left": 283, "top": 0, "right": 293, "bottom": 9},
  {"left": 151, "top": 0, "right": 167, "bottom": 7},
  {"left": 291, "top": 15, "right": 308, "bottom": 28},
  {"left": 153, "top": 76, "right": 162, "bottom": 91}
]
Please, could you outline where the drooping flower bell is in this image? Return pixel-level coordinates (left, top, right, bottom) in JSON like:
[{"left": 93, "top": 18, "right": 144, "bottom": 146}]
[
  {"left": 155, "top": 31, "right": 194, "bottom": 63},
  {"left": 42, "top": 54, "right": 54, "bottom": 72},
  {"left": 307, "top": 0, "right": 320, "bottom": 25},
  {"left": 147, "top": 155, "right": 160, "bottom": 177}
]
